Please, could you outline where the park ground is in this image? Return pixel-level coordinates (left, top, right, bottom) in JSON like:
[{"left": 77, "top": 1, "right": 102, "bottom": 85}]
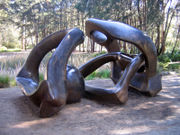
[{"left": 0, "top": 74, "right": 180, "bottom": 135}]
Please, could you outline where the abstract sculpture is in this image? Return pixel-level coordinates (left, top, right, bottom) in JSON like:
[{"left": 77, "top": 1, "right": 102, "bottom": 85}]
[{"left": 16, "top": 18, "right": 162, "bottom": 117}]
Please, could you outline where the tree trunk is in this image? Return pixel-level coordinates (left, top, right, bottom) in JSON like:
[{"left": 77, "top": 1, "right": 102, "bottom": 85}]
[
  {"left": 171, "top": 25, "right": 180, "bottom": 55},
  {"left": 90, "top": 39, "right": 95, "bottom": 52},
  {"left": 156, "top": 25, "right": 160, "bottom": 55},
  {"left": 137, "top": 0, "right": 143, "bottom": 30}
]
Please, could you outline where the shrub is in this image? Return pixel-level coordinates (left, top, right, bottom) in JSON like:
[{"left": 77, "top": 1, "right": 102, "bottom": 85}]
[
  {"left": 39, "top": 73, "right": 44, "bottom": 81},
  {"left": 2, "top": 41, "right": 17, "bottom": 49},
  {"left": 158, "top": 51, "right": 180, "bottom": 63},
  {"left": 0, "top": 46, "right": 8, "bottom": 52},
  {"left": 96, "top": 70, "right": 110, "bottom": 78},
  {"left": 86, "top": 72, "right": 96, "bottom": 80},
  {"left": 168, "top": 63, "right": 180, "bottom": 72},
  {"left": 170, "top": 51, "right": 180, "bottom": 62},
  {"left": 157, "top": 62, "right": 180, "bottom": 73},
  {"left": 85, "top": 69, "right": 110, "bottom": 80},
  {"left": 0, "top": 75, "right": 10, "bottom": 88},
  {"left": 10, "top": 78, "right": 17, "bottom": 87},
  {"left": 158, "top": 54, "right": 171, "bottom": 63}
]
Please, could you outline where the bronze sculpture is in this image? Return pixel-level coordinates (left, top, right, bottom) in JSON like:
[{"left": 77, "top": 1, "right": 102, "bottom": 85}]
[
  {"left": 85, "top": 19, "right": 162, "bottom": 96},
  {"left": 17, "top": 28, "right": 85, "bottom": 117},
  {"left": 16, "top": 18, "right": 162, "bottom": 117}
]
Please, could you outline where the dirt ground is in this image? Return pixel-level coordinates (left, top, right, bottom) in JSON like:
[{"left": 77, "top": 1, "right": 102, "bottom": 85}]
[{"left": 0, "top": 74, "right": 180, "bottom": 135}]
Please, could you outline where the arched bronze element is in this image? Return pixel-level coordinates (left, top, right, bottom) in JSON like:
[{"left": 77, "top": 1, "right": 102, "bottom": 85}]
[
  {"left": 80, "top": 52, "right": 132, "bottom": 78},
  {"left": 80, "top": 52, "right": 143, "bottom": 103},
  {"left": 85, "top": 18, "right": 162, "bottom": 96},
  {"left": 16, "top": 29, "right": 70, "bottom": 95},
  {"left": 17, "top": 28, "right": 84, "bottom": 117}
]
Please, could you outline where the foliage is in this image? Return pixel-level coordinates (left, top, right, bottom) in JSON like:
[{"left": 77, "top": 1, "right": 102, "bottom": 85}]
[
  {"left": 0, "top": 46, "right": 8, "bottom": 52},
  {"left": 96, "top": 69, "right": 110, "bottom": 78},
  {"left": 86, "top": 71, "right": 96, "bottom": 80},
  {"left": 158, "top": 50, "right": 180, "bottom": 63},
  {"left": 0, "top": 72, "right": 44, "bottom": 88},
  {"left": 10, "top": 78, "right": 17, "bottom": 87},
  {"left": 0, "top": 75, "right": 17, "bottom": 88},
  {"left": 0, "top": 75, "right": 10, "bottom": 88},
  {"left": 0, "top": 55, "right": 26, "bottom": 70},
  {"left": 1, "top": 28, "right": 20, "bottom": 48},
  {"left": 93, "top": 51, "right": 106, "bottom": 57},
  {"left": 2, "top": 0, "right": 81, "bottom": 50},
  {"left": 170, "top": 51, "right": 180, "bottom": 62},
  {"left": 39, "top": 73, "right": 44, "bottom": 82},
  {"left": 158, "top": 49, "right": 180, "bottom": 73},
  {"left": 158, "top": 62, "right": 180, "bottom": 73},
  {"left": 168, "top": 63, "right": 180, "bottom": 71},
  {"left": 86, "top": 69, "right": 110, "bottom": 80},
  {"left": 0, "top": 0, "right": 179, "bottom": 53},
  {"left": 0, "top": 48, "right": 21, "bottom": 52},
  {"left": 158, "top": 55, "right": 171, "bottom": 63}
]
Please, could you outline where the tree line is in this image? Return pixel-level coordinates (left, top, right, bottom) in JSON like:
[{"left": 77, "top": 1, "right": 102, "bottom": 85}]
[{"left": 0, "top": 0, "right": 179, "bottom": 55}]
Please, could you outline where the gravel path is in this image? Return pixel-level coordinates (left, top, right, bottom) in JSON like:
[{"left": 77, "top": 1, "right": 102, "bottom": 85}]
[{"left": 0, "top": 74, "right": 180, "bottom": 135}]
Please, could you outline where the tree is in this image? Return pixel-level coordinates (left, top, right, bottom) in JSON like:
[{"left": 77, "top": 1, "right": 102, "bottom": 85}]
[{"left": 0, "top": 0, "right": 178, "bottom": 54}]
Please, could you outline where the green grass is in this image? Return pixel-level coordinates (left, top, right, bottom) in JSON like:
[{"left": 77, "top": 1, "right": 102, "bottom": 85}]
[
  {"left": 158, "top": 62, "right": 180, "bottom": 73},
  {"left": 39, "top": 73, "right": 44, "bottom": 82},
  {"left": 168, "top": 63, "right": 180, "bottom": 72},
  {"left": 0, "top": 47, "right": 22, "bottom": 52},
  {"left": 9, "top": 78, "right": 17, "bottom": 87},
  {"left": 92, "top": 51, "right": 106, "bottom": 57},
  {"left": 158, "top": 50, "right": 180, "bottom": 63},
  {"left": 0, "top": 55, "right": 26, "bottom": 70},
  {"left": 0, "top": 73, "right": 45, "bottom": 89},
  {"left": 157, "top": 50, "right": 180, "bottom": 73},
  {"left": 0, "top": 75, "right": 10, "bottom": 88},
  {"left": 0, "top": 75, "right": 18, "bottom": 88},
  {"left": 86, "top": 69, "right": 110, "bottom": 80}
]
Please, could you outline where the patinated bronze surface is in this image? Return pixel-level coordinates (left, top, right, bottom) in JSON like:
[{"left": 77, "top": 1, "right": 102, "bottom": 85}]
[
  {"left": 80, "top": 52, "right": 144, "bottom": 103},
  {"left": 16, "top": 18, "right": 162, "bottom": 117},
  {"left": 17, "top": 28, "right": 84, "bottom": 117},
  {"left": 85, "top": 18, "right": 162, "bottom": 96}
]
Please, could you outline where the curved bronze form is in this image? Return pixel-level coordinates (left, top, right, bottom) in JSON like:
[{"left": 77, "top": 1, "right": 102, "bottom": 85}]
[
  {"left": 17, "top": 28, "right": 84, "bottom": 117},
  {"left": 80, "top": 52, "right": 144, "bottom": 103},
  {"left": 85, "top": 18, "right": 162, "bottom": 96},
  {"left": 16, "top": 29, "right": 70, "bottom": 95}
]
